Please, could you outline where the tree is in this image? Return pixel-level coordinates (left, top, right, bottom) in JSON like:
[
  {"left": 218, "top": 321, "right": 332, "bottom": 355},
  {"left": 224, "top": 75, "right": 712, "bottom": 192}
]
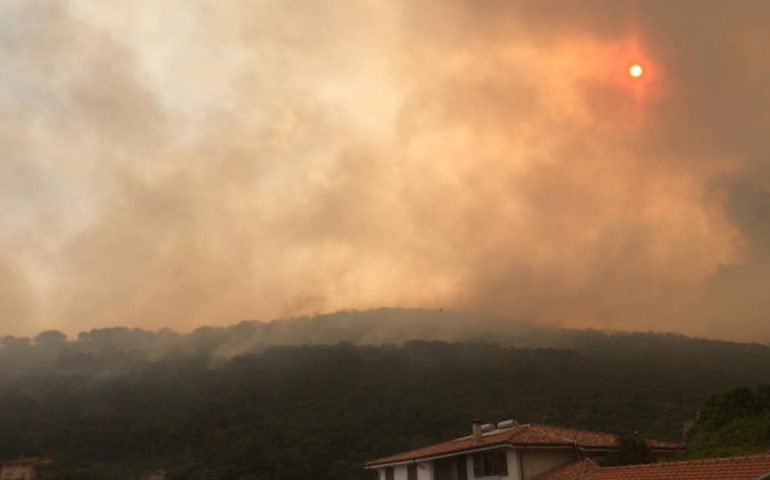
[
  {"left": 685, "top": 386, "right": 770, "bottom": 458},
  {"left": 602, "top": 432, "right": 653, "bottom": 466},
  {"left": 0, "top": 335, "right": 31, "bottom": 351},
  {"left": 34, "top": 330, "right": 68, "bottom": 347}
]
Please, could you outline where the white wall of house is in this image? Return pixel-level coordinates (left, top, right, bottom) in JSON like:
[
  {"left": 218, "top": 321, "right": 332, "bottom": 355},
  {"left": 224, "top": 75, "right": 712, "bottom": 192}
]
[
  {"left": 417, "top": 461, "right": 433, "bottom": 480},
  {"left": 376, "top": 461, "right": 432, "bottom": 480},
  {"left": 465, "top": 455, "right": 474, "bottom": 480},
  {"left": 459, "top": 447, "right": 573, "bottom": 480},
  {"left": 377, "top": 448, "right": 578, "bottom": 480},
  {"left": 519, "top": 449, "right": 575, "bottom": 480},
  {"left": 395, "top": 465, "right": 408, "bottom": 480},
  {"left": 506, "top": 448, "right": 523, "bottom": 480}
]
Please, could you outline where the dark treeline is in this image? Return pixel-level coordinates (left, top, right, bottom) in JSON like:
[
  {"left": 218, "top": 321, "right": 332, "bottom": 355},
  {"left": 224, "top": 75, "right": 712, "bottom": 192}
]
[
  {"left": 2, "top": 308, "right": 561, "bottom": 365},
  {"left": 3, "top": 308, "right": 770, "bottom": 369},
  {"left": 2, "top": 318, "right": 770, "bottom": 479}
]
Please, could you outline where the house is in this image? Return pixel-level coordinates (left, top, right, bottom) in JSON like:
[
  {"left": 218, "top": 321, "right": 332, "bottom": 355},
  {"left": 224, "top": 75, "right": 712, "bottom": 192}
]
[
  {"left": 365, "top": 419, "right": 683, "bottom": 480},
  {"left": 0, "top": 458, "right": 52, "bottom": 480},
  {"left": 533, "top": 453, "right": 770, "bottom": 480}
]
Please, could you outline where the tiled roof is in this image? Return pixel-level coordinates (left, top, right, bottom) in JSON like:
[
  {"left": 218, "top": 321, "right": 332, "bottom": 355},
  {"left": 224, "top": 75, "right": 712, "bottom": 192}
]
[
  {"left": 580, "top": 454, "right": 770, "bottom": 480},
  {"left": 367, "top": 424, "right": 683, "bottom": 466},
  {"left": 532, "top": 459, "right": 600, "bottom": 480}
]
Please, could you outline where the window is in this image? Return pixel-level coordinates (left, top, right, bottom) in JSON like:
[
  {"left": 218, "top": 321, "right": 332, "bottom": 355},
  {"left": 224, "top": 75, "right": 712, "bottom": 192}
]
[
  {"left": 384, "top": 466, "right": 394, "bottom": 480},
  {"left": 457, "top": 455, "right": 468, "bottom": 480},
  {"left": 472, "top": 450, "right": 508, "bottom": 477},
  {"left": 407, "top": 464, "right": 418, "bottom": 480}
]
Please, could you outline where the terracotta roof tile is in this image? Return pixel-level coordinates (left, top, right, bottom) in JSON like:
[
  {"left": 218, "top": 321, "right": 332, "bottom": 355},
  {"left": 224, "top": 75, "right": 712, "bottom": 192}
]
[
  {"left": 366, "top": 424, "right": 682, "bottom": 467},
  {"left": 532, "top": 459, "right": 601, "bottom": 480},
  {"left": 582, "top": 453, "right": 770, "bottom": 480}
]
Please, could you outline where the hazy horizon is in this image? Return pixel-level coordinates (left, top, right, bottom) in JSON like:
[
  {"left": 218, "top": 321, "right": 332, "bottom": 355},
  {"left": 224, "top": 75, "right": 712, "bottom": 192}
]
[
  {"left": 2, "top": 307, "right": 768, "bottom": 348},
  {"left": 3, "top": 1, "right": 770, "bottom": 341}
]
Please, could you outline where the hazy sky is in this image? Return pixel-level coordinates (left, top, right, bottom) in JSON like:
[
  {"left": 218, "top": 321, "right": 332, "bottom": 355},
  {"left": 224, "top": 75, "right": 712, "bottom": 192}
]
[{"left": 2, "top": 1, "right": 770, "bottom": 340}]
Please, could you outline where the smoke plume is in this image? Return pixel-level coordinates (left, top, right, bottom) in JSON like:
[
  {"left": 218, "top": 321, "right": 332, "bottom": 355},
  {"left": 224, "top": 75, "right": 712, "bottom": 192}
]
[{"left": 2, "top": 0, "right": 769, "bottom": 341}]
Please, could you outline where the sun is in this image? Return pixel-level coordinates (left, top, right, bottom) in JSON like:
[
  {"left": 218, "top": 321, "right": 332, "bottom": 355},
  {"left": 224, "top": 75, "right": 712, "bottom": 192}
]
[{"left": 629, "top": 64, "right": 643, "bottom": 78}]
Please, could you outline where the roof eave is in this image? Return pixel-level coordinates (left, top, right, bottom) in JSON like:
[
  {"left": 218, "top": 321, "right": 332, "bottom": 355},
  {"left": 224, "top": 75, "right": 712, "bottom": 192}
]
[
  {"left": 366, "top": 441, "right": 684, "bottom": 469},
  {"left": 367, "top": 442, "right": 603, "bottom": 468},
  {"left": 366, "top": 442, "right": 517, "bottom": 468}
]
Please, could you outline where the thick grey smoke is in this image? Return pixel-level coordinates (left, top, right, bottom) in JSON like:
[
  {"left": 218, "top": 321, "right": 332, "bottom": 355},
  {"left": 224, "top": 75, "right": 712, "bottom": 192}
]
[{"left": 1, "top": 0, "right": 769, "bottom": 341}]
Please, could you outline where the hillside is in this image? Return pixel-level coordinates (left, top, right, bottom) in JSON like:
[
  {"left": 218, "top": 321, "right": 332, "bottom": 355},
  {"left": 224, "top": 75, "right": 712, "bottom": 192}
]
[{"left": 2, "top": 310, "right": 770, "bottom": 479}]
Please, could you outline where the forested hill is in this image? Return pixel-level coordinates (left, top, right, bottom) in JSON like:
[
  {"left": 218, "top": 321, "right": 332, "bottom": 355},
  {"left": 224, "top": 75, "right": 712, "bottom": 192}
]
[
  {"left": 2, "top": 332, "right": 770, "bottom": 478},
  {"left": 3, "top": 308, "right": 769, "bottom": 364}
]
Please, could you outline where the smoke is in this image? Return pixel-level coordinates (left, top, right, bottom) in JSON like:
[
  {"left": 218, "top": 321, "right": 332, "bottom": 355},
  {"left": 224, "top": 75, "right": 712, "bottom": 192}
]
[{"left": 1, "top": 0, "right": 769, "bottom": 340}]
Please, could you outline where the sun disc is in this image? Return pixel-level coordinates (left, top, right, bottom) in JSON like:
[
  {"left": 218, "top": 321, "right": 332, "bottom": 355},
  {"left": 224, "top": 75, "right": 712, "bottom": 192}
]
[{"left": 629, "top": 64, "right": 643, "bottom": 78}]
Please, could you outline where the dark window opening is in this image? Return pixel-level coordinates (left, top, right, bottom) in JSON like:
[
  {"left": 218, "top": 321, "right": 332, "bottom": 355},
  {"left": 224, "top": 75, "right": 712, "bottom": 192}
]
[
  {"left": 473, "top": 450, "right": 508, "bottom": 477},
  {"left": 407, "top": 463, "right": 418, "bottom": 480},
  {"left": 457, "top": 455, "right": 468, "bottom": 480},
  {"left": 385, "top": 466, "right": 394, "bottom": 480}
]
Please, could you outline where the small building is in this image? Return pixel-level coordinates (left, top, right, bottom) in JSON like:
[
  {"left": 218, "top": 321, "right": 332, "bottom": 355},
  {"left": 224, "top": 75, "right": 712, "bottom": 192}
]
[
  {"left": 534, "top": 453, "right": 770, "bottom": 480},
  {"left": 366, "top": 420, "right": 682, "bottom": 480},
  {"left": 0, "top": 458, "right": 52, "bottom": 480}
]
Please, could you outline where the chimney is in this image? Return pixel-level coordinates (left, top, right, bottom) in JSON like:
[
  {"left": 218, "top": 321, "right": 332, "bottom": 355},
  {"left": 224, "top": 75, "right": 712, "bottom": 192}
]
[{"left": 472, "top": 418, "right": 483, "bottom": 441}]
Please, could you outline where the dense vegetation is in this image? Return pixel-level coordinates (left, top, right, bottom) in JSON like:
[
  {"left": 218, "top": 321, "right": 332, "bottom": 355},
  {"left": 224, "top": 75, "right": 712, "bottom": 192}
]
[
  {"left": 685, "top": 385, "right": 770, "bottom": 458},
  {"left": 1, "top": 309, "right": 770, "bottom": 479},
  {"left": 602, "top": 433, "right": 654, "bottom": 466}
]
